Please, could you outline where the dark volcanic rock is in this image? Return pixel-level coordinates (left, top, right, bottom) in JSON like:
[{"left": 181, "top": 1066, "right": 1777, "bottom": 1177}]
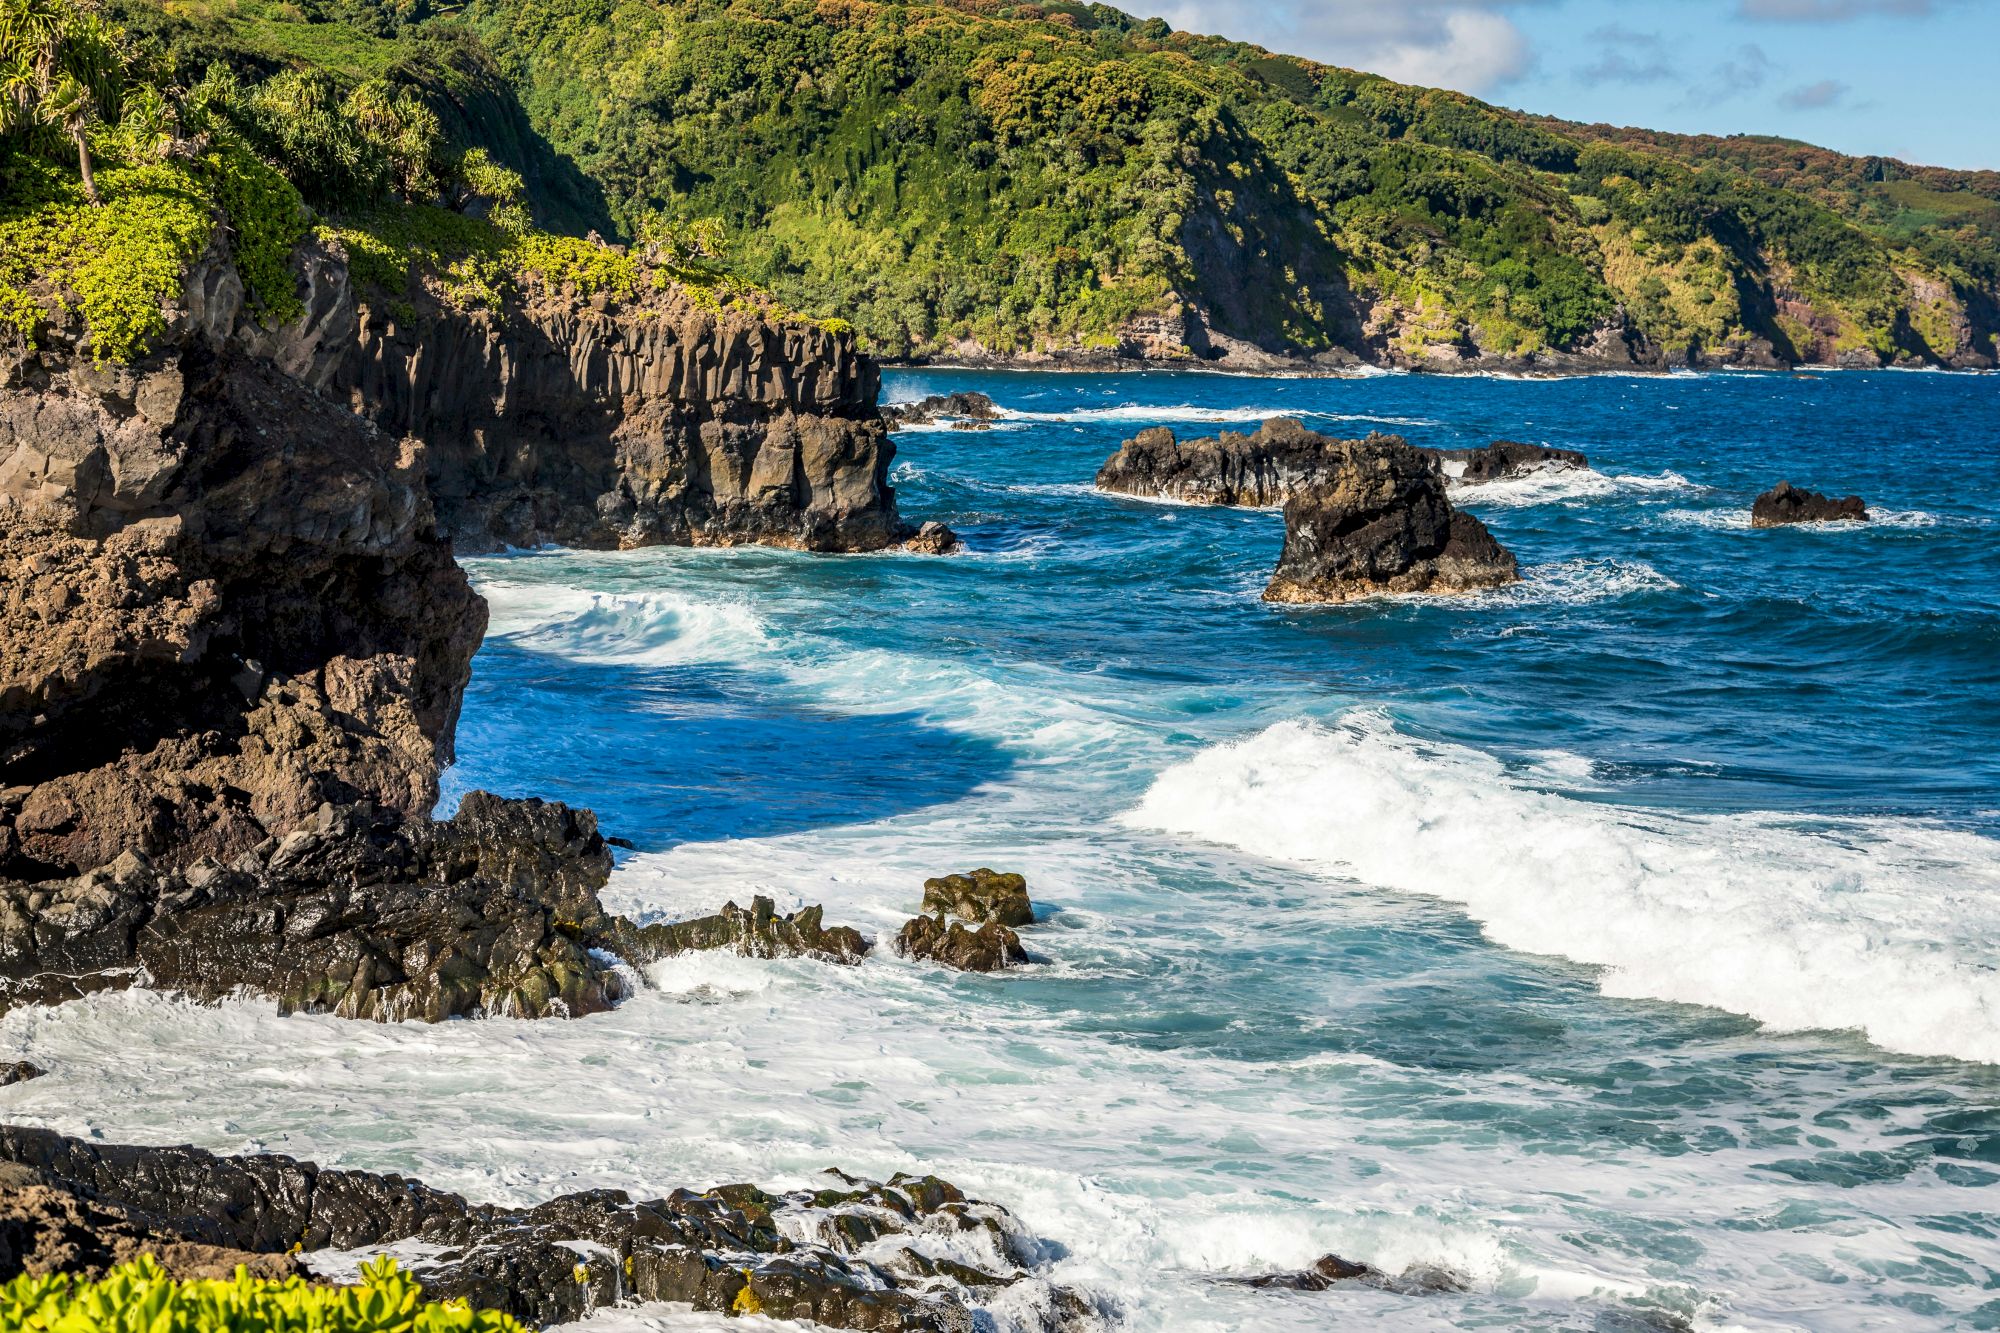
[
  {"left": 921, "top": 869, "right": 1034, "bottom": 927},
  {"left": 1230, "top": 1252, "right": 1468, "bottom": 1296},
  {"left": 1097, "top": 420, "right": 1586, "bottom": 507},
  {"left": 0, "top": 1064, "right": 41, "bottom": 1087},
  {"left": 887, "top": 392, "right": 1001, "bottom": 427},
  {"left": 0, "top": 332, "right": 485, "bottom": 880},
  {"left": 0, "top": 798, "right": 874, "bottom": 1020},
  {"left": 895, "top": 914, "right": 1027, "bottom": 973},
  {"left": 901, "top": 520, "right": 962, "bottom": 555},
  {"left": 612, "top": 894, "right": 870, "bottom": 966},
  {"left": 0, "top": 1162, "right": 300, "bottom": 1283},
  {"left": 0, "top": 794, "right": 626, "bottom": 1021},
  {"left": 0, "top": 1127, "right": 1097, "bottom": 1332},
  {"left": 1264, "top": 439, "right": 1519, "bottom": 604},
  {"left": 1751, "top": 480, "right": 1868, "bottom": 527},
  {"left": 1096, "top": 418, "right": 1336, "bottom": 506},
  {"left": 1429, "top": 439, "right": 1588, "bottom": 483}
]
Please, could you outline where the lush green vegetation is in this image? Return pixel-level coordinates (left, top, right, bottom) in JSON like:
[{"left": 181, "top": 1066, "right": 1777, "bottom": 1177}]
[
  {"left": 447, "top": 0, "right": 1996, "bottom": 363},
  {"left": 0, "top": 1253, "right": 528, "bottom": 1333},
  {"left": 6, "top": 0, "right": 1993, "bottom": 365}
]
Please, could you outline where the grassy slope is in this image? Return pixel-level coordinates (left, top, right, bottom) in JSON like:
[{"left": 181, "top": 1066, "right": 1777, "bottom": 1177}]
[{"left": 451, "top": 0, "right": 1998, "bottom": 366}]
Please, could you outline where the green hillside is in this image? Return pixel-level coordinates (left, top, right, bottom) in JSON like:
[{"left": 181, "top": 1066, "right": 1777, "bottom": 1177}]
[{"left": 14, "top": 0, "right": 1999, "bottom": 369}]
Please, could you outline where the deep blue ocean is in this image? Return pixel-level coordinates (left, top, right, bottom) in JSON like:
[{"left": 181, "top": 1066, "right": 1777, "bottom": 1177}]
[{"left": 10, "top": 368, "right": 1999, "bottom": 1331}]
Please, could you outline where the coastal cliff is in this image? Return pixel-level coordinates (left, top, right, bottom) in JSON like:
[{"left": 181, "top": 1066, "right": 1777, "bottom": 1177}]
[{"left": 0, "top": 228, "right": 895, "bottom": 1018}]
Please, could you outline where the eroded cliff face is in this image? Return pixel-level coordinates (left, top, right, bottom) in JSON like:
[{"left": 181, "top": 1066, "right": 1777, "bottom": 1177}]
[
  {"left": 0, "top": 277, "right": 486, "bottom": 879},
  {"left": 332, "top": 276, "right": 902, "bottom": 553}
]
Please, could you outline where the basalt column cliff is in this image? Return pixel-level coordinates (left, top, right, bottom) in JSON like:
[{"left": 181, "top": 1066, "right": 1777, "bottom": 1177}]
[{"left": 327, "top": 260, "right": 905, "bottom": 553}]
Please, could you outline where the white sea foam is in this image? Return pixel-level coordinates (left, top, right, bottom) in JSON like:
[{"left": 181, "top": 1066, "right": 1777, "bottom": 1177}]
[
  {"left": 1123, "top": 713, "right": 2000, "bottom": 1064},
  {"left": 480, "top": 582, "right": 771, "bottom": 666},
  {"left": 1452, "top": 468, "right": 1697, "bottom": 508},
  {"left": 998, "top": 404, "right": 1439, "bottom": 429},
  {"left": 1663, "top": 507, "right": 1946, "bottom": 532},
  {"left": 1487, "top": 558, "right": 1682, "bottom": 607}
]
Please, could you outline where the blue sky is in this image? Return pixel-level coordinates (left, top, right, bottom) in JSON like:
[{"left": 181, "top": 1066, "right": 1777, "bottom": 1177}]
[{"left": 1145, "top": 0, "right": 1997, "bottom": 170}]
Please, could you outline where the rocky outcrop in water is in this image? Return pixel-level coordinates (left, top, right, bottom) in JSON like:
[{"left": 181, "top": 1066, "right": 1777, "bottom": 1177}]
[
  {"left": 921, "top": 869, "right": 1034, "bottom": 928},
  {"left": 1751, "top": 481, "right": 1868, "bottom": 526},
  {"left": 0, "top": 301, "right": 485, "bottom": 880},
  {"left": 886, "top": 392, "right": 1001, "bottom": 429},
  {"left": 611, "top": 894, "right": 869, "bottom": 966},
  {"left": 0, "top": 1064, "right": 41, "bottom": 1087},
  {"left": 1263, "top": 438, "right": 1519, "bottom": 604},
  {"left": 895, "top": 914, "right": 1028, "bottom": 973},
  {"left": 0, "top": 1127, "right": 1098, "bottom": 1332},
  {"left": 1429, "top": 440, "right": 1589, "bottom": 483},
  {"left": 1097, "top": 420, "right": 1586, "bottom": 507}
]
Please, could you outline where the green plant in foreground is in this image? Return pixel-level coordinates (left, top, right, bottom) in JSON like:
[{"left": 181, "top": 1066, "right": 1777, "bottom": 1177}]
[{"left": 0, "top": 1253, "right": 531, "bottom": 1333}]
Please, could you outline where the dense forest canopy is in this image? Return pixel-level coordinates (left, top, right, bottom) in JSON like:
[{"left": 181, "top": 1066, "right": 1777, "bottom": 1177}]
[{"left": 7, "top": 0, "right": 1996, "bottom": 366}]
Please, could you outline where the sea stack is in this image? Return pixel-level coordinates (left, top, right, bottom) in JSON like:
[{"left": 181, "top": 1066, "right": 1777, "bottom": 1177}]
[
  {"left": 1751, "top": 481, "right": 1869, "bottom": 526},
  {"left": 1263, "top": 438, "right": 1520, "bottom": 604}
]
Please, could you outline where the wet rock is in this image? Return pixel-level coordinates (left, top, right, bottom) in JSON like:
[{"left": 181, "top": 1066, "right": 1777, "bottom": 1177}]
[
  {"left": 1231, "top": 1252, "right": 1468, "bottom": 1295},
  {"left": 1751, "top": 481, "right": 1868, "bottom": 526},
  {"left": 887, "top": 392, "right": 1001, "bottom": 427},
  {"left": 901, "top": 520, "right": 962, "bottom": 555},
  {"left": 0, "top": 1167, "right": 301, "bottom": 1283},
  {"left": 1427, "top": 439, "right": 1589, "bottom": 483},
  {"left": 0, "top": 1064, "right": 41, "bottom": 1087},
  {"left": 0, "top": 794, "right": 630, "bottom": 1021},
  {"left": 1095, "top": 418, "right": 1335, "bottom": 506},
  {"left": 1264, "top": 438, "right": 1519, "bottom": 604},
  {"left": 921, "top": 869, "right": 1034, "bottom": 927},
  {"left": 611, "top": 895, "right": 870, "bottom": 966},
  {"left": 896, "top": 914, "right": 1027, "bottom": 973},
  {"left": 0, "top": 1127, "right": 1099, "bottom": 1332}
]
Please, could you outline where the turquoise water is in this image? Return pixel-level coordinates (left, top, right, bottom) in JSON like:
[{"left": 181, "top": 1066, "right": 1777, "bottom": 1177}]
[{"left": 8, "top": 368, "right": 2000, "bottom": 1330}]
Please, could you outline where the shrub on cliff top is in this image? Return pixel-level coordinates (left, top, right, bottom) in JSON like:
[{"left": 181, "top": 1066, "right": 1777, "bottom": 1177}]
[{"left": 0, "top": 1254, "right": 530, "bottom": 1333}]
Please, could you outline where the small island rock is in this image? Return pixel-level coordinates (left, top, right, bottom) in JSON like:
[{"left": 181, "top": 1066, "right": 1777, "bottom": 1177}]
[
  {"left": 921, "top": 868, "right": 1034, "bottom": 927},
  {"left": 1751, "top": 481, "right": 1868, "bottom": 526}
]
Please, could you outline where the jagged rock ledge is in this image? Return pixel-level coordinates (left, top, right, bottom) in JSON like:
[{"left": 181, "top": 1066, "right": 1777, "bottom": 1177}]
[
  {"left": 0, "top": 792, "right": 870, "bottom": 1022},
  {"left": 1095, "top": 419, "right": 1586, "bottom": 507},
  {"left": 0, "top": 1126, "right": 1100, "bottom": 1331}
]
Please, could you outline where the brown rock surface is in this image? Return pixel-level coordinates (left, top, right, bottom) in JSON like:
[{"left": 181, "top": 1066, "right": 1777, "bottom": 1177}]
[
  {"left": 1263, "top": 438, "right": 1519, "bottom": 604},
  {"left": 921, "top": 869, "right": 1034, "bottom": 927},
  {"left": 895, "top": 913, "right": 1028, "bottom": 972},
  {"left": 1751, "top": 480, "right": 1868, "bottom": 526}
]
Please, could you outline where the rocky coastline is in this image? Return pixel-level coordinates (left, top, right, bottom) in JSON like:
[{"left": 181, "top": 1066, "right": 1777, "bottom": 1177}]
[{"left": 0, "top": 1126, "right": 1099, "bottom": 1331}]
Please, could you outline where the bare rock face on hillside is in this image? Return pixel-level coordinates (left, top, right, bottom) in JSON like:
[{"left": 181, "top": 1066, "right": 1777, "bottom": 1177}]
[{"left": 1263, "top": 437, "right": 1520, "bottom": 605}]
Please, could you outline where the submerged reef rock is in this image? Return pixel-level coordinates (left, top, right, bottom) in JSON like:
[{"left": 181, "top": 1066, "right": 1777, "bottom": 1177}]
[
  {"left": 895, "top": 914, "right": 1028, "bottom": 973},
  {"left": 1229, "top": 1253, "right": 1469, "bottom": 1296},
  {"left": 1263, "top": 438, "right": 1519, "bottom": 604},
  {"left": 0, "top": 307, "right": 485, "bottom": 879},
  {"left": 886, "top": 392, "right": 1001, "bottom": 428},
  {"left": 1427, "top": 439, "right": 1589, "bottom": 483},
  {"left": 1097, "top": 420, "right": 1586, "bottom": 507},
  {"left": 1751, "top": 481, "right": 1868, "bottom": 526},
  {"left": 610, "top": 894, "right": 870, "bottom": 965},
  {"left": 0, "top": 1128, "right": 1100, "bottom": 1332},
  {"left": 921, "top": 869, "right": 1034, "bottom": 927}
]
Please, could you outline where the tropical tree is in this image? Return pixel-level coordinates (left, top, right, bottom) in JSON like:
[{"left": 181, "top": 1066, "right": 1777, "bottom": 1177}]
[{"left": 0, "top": 0, "right": 131, "bottom": 203}]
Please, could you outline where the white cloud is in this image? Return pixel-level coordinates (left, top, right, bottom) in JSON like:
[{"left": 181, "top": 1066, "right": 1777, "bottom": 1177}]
[{"left": 1147, "top": 1, "right": 1538, "bottom": 95}]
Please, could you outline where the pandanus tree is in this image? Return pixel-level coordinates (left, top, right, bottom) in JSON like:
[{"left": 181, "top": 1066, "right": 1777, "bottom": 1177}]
[{"left": 0, "top": 0, "right": 132, "bottom": 204}]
